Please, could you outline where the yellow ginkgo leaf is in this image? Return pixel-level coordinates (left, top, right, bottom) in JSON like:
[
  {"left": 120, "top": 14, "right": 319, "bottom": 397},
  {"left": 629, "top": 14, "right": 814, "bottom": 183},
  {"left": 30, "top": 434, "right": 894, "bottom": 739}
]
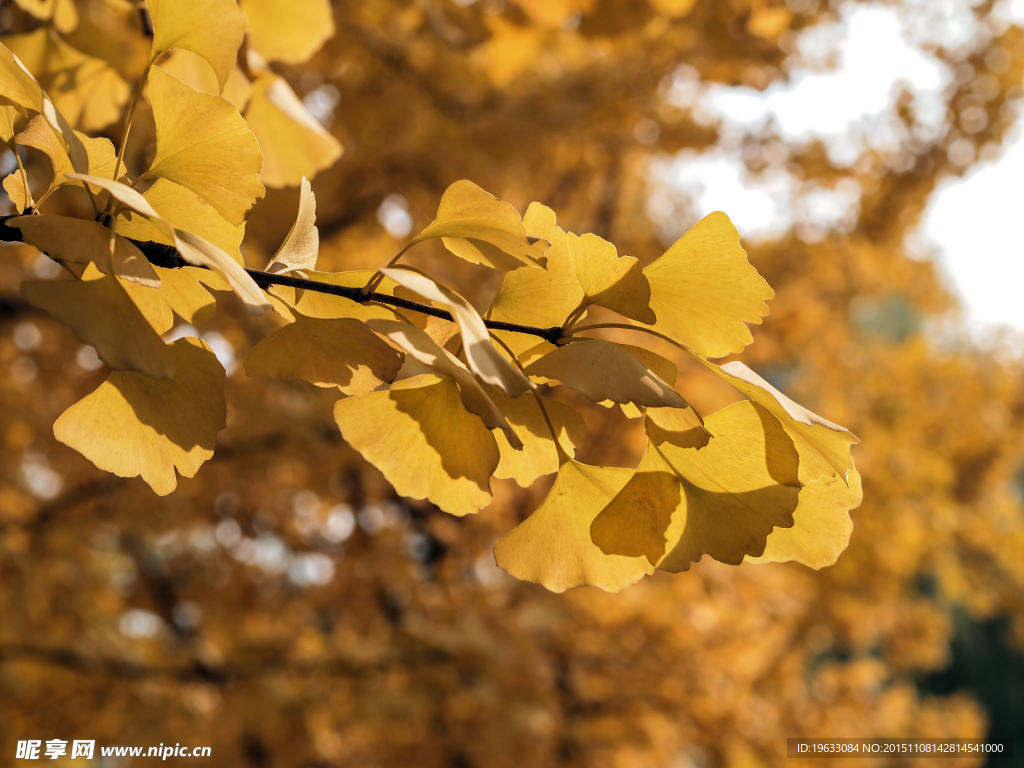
[
  {"left": 153, "top": 266, "right": 217, "bottom": 325},
  {"left": 708, "top": 359, "right": 858, "bottom": 483},
  {"left": 267, "top": 177, "right": 318, "bottom": 274},
  {"left": 12, "top": 215, "right": 160, "bottom": 287},
  {"left": 381, "top": 268, "right": 534, "bottom": 397},
  {"left": 334, "top": 375, "right": 500, "bottom": 517},
  {"left": 0, "top": 103, "right": 25, "bottom": 142},
  {"left": 367, "top": 319, "right": 522, "bottom": 448},
  {"left": 486, "top": 387, "right": 587, "bottom": 487},
  {"left": 243, "top": 73, "right": 343, "bottom": 189},
  {"left": 567, "top": 232, "right": 655, "bottom": 324},
  {"left": 158, "top": 51, "right": 253, "bottom": 112},
  {"left": 240, "top": 0, "right": 335, "bottom": 65},
  {"left": 53, "top": 337, "right": 226, "bottom": 496},
  {"left": 14, "top": 115, "right": 117, "bottom": 197},
  {"left": 118, "top": 277, "right": 174, "bottom": 335},
  {"left": 645, "top": 405, "right": 711, "bottom": 449},
  {"left": 746, "top": 467, "right": 862, "bottom": 569},
  {"left": 4, "top": 29, "right": 129, "bottom": 131},
  {"left": 493, "top": 458, "right": 654, "bottom": 593},
  {"left": 12, "top": 0, "right": 78, "bottom": 34},
  {"left": 245, "top": 313, "right": 403, "bottom": 396},
  {"left": 21, "top": 264, "right": 174, "bottom": 379},
  {"left": 642, "top": 211, "right": 774, "bottom": 359},
  {"left": 0, "top": 39, "right": 48, "bottom": 114},
  {"left": 591, "top": 401, "right": 801, "bottom": 569},
  {"left": 410, "top": 180, "right": 549, "bottom": 271},
  {"left": 3, "top": 171, "right": 30, "bottom": 213},
  {"left": 141, "top": 67, "right": 264, "bottom": 226},
  {"left": 488, "top": 202, "right": 584, "bottom": 355},
  {"left": 525, "top": 339, "right": 689, "bottom": 409},
  {"left": 116, "top": 178, "right": 245, "bottom": 264},
  {"left": 147, "top": 0, "right": 246, "bottom": 90}
]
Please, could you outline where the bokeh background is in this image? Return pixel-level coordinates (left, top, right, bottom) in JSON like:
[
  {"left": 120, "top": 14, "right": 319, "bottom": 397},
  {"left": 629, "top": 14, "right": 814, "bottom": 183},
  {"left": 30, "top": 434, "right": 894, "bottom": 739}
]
[{"left": 2, "top": 1, "right": 1024, "bottom": 766}]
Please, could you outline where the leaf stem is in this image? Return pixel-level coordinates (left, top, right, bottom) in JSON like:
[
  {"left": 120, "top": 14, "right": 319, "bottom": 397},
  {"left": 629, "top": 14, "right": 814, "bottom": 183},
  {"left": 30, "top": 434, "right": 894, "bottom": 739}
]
[
  {"left": 110, "top": 58, "right": 154, "bottom": 197},
  {"left": 10, "top": 145, "right": 34, "bottom": 212},
  {"left": 488, "top": 331, "right": 564, "bottom": 456},
  {"left": 362, "top": 244, "right": 411, "bottom": 295},
  {"left": 568, "top": 322, "right": 697, "bottom": 356}
]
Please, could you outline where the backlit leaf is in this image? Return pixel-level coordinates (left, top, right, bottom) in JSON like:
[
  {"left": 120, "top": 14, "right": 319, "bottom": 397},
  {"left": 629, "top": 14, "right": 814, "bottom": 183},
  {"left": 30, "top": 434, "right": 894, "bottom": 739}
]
[
  {"left": 493, "top": 458, "right": 654, "bottom": 593},
  {"left": 21, "top": 263, "right": 174, "bottom": 379},
  {"left": 524, "top": 339, "right": 690, "bottom": 409},
  {"left": 591, "top": 401, "right": 801, "bottom": 569},
  {"left": 152, "top": 266, "right": 218, "bottom": 325},
  {"left": 642, "top": 212, "right": 774, "bottom": 359},
  {"left": 53, "top": 338, "right": 226, "bottom": 496},
  {"left": 410, "top": 180, "right": 549, "bottom": 270},
  {"left": 171, "top": 228, "right": 271, "bottom": 315},
  {"left": 14, "top": 114, "right": 117, "bottom": 197},
  {"left": 334, "top": 375, "right": 500, "bottom": 516},
  {"left": 147, "top": 0, "right": 246, "bottom": 90},
  {"left": 267, "top": 177, "right": 318, "bottom": 274},
  {"left": 240, "top": 0, "right": 335, "bottom": 65},
  {"left": 0, "top": 38, "right": 51, "bottom": 114},
  {"left": 645, "top": 405, "right": 711, "bottom": 449},
  {"left": 4, "top": 171, "right": 29, "bottom": 212},
  {"left": 567, "top": 232, "right": 655, "bottom": 324},
  {"left": 244, "top": 73, "right": 342, "bottom": 189},
  {"left": 141, "top": 67, "right": 264, "bottom": 226},
  {"left": 245, "top": 313, "right": 403, "bottom": 396},
  {"left": 367, "top": 319, "right": 522, "bottom": 447},
  {"left": 746, "top": 468, "right": 862, "bottom": 569},
  {"left": 381, "top": 268, "right": 534, "bottom": 397}
]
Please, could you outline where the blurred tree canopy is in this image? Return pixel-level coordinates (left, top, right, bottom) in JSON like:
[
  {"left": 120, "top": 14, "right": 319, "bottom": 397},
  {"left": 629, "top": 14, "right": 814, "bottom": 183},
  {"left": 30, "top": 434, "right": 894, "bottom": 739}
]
[{"left": 2, "top": 0, "right": 1024, "bottom": 766}]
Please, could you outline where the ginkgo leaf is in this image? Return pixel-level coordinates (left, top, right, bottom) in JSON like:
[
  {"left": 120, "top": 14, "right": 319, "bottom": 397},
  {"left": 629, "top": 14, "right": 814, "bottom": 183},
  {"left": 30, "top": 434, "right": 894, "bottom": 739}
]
[
  {"left": 645, "top": 405, "right": 711, "bottom": 449},
  {"left": 118, "top": 278, "right": 174, "bottom": 335},
  {"left": 4, "top": 29, "right": 129, "bottom": 132},
  {"left": 708, "top": 359, "right": 858, "bottom": 483},
  {"left": 21, "top": 264, "right": 174, "bottom": 379},
  {"left": 488, "top": 202, "right": 584, "bottom": 354},
  {"left": 746, "top": 467, "right": 862, "bottom": 569},
  {"left": 567, "top": 232, "right": 655, "bottom": 324},
  {"left": 13, "top": 0, "right": 78, "bottom": 34},
  {"left": 245, "top": 313, "right": 403, "bottom": 396},
  {"left": 158, "top": 51, "right": 253, "bottom": 112},
  {"left": 12, "top": 215, "right": 160, "bottom": 287},
  {"left": 0, "top": 39, "right": 49, "bottom": 114},
  {"left": 642, "top": 211, "right": 774, "bottom": 359},
  {"left": 591, "top": 401, "right": 801, "bottom": 569},
  {"left": 410, "top": 180, "right": 549, "bottom": 270},
  {"left": 524, "top": 339, "right": 689, "bottom": 409},
  {"left": 240, "top": 0, "right": 335, "bottom": 65},
  {"left": 0, "top": 104, "right": 24, "bottom": 142},
  {"left": 243, "top": 73, "right": 343, "bottom": 188},
  {"left": 53, "top": 337, "right": 226, "bottom": 496},
  {"left": 334, "top": 375, "right": 500, "bottom": 516},
  {"left": 486, "top": 387, "right": 587, "bottom": 487},
  {"left": 267, "top": 177, "right": 318, "bottom": 274},
  {"left": 147, "top": 0, "right": 247, "bottom": 90},
  {"left": 141, "top": 67, "right": 264, "bottom": 226},
  {"left": 172, "top": 228, "right": 270, "bottom": 315},
  {"left": 381, "top": 268, "right": 534, "bottom": 397},
  {"left": 116, "top": 178, "right": 246, "bottom": 264},
  {"left": 367, "top": 319, "right": 522, "bottom": 447},
  {"left": 3, "top": 172, "right": 30, "bottom": 213},
  {"left": 13, "top": 115, "right": 117, "bottom": 199},
  {"left": 153, "top": 266, "right": 218, "bottom": 325},
  {"left": 493, "top": 458, "right": 654, "bottom": 593}
]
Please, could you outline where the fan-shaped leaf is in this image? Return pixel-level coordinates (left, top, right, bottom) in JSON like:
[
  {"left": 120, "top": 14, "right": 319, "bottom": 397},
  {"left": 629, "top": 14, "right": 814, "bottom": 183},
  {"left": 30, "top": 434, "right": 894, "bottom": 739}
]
[
  {"left": 240, "top": 0, "right": 335, "bottom": 65},
  {"left": 21, "top": 264, "right": 174, "bottom": 378},
  {"left": 147, "top": 0, "right": 246, "bottom": 90},
  {"left": 641, "top": 211, "right": 773, "bottom": 359},
  {"left": 645, "top": 405, "right": 711, "bottom": 449},
  {"left": 494, "top": 459, "right": 654, "bottom": 593},
  {"left": 4, "top": 171, "right": 30, "bottom": 212},
  {"left": 14, "top": 115, "right": 117, "bottom": 197},
  {"left": 0, "top": 38, "right": 51, "bottom": 114},
  {"left": 53, "top": 337, "right": 226, "bottom": 496},
  {"left": 334, "top": 375, "right": 500, "bottom": 516},
  {"left": 567, "top": 232, "right": 655, "bottom": 324},
  {"left": 411, "top": 180, "right": 549, "bottom": 270},
  {"left": 267, "top": 177, "right": 318, "bottom": 274},
  {"left": 244, "top": 73, "right": 342, "bottom": 189},
  {"left": 525, "top": 339, "right": 689, "bottom": 409},
  {"left": 152, "top": 266, "right": 217, "bottom": 325},
  {"left": 141, "top": 67, "right": 264, "bottom": 226},
  {"left": 381, "top": 268, "right": 534, "bottom": 396},
  {"left": 245, "top": 313, "right": 403, "bottom": 396}
]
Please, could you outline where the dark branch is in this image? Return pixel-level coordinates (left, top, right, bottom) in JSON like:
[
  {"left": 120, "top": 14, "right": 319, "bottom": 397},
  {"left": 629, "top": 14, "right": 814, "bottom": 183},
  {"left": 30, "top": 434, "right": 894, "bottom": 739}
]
[{"left": 0, "top": 217, "right": 565, "bottom": 345}]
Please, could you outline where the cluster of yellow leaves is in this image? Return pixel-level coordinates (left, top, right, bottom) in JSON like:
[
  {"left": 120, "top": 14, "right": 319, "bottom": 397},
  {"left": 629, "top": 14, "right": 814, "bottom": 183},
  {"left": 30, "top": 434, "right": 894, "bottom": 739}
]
[{"left": 2, "top": 0, "right": 860, "bottom": 593}]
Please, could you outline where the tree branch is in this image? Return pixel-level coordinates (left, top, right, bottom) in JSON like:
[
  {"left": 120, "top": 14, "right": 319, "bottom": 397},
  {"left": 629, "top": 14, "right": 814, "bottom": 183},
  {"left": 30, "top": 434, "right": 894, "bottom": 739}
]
[{"left": 0, "top": 217, "right": 565, "bottom": 345}]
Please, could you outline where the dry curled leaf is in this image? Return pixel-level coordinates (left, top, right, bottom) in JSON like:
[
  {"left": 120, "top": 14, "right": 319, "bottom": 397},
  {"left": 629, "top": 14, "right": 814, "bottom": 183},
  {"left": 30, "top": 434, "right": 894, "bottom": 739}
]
[{"left": 267, "top": 177, "right": 319, "bottom": 274}]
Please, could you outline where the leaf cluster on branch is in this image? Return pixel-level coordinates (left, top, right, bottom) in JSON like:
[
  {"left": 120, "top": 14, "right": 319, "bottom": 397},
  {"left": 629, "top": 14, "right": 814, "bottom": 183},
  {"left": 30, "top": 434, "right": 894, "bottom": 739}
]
[{"left": 0, "top": 0, "right": 860, "bottom": 593}]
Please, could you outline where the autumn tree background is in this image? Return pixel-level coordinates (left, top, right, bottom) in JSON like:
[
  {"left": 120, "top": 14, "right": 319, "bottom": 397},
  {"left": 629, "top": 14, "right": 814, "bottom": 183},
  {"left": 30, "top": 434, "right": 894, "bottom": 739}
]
[{"left": 2, "top": 0, "right": 1024, "bottom": 766}]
